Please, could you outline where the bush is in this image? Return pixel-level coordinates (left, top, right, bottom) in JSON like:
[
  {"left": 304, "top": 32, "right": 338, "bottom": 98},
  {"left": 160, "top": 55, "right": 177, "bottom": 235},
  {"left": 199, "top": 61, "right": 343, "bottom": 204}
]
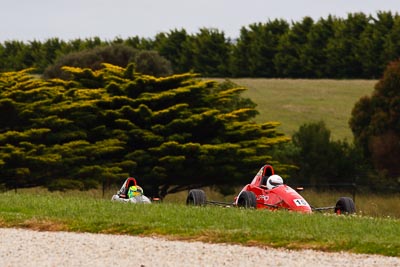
[
  {"left": 275, "top": 121, "right": 367, "bottom": 188},
  {"left": 43, "top": 44, "right": 172, "bottom": 79}
]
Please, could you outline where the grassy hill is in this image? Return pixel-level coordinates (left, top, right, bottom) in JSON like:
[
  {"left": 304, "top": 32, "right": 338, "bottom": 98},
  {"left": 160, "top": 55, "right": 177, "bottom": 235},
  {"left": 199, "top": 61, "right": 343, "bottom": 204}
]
[{"left": 223, "top": 79, "right": 376, "bottom": 141}]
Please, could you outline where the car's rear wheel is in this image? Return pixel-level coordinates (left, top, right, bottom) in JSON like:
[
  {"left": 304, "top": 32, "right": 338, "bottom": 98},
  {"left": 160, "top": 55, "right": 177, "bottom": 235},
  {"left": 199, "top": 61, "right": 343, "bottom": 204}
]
[
  {"left": 237, "top": 191, "right": 257, "bottom": 208},
  {"left": 334, "top": 197, "right": 356, "bottom": 214},
  {"left": 186, "top": 189, "right": 206, "bottom": 206}
]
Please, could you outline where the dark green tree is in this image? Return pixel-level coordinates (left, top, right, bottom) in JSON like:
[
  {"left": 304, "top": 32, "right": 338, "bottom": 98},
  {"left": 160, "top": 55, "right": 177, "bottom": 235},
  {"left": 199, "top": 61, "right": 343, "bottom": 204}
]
[
  {"left": 382, "top": 14, "right": 400, "bottom": 67},
  {"left": 123, "top": 36, "right": 155, "bottom": 51},
  {"left": 0, "top": 41, "right": 28, "bottom": 71},
  {"left": 153, "top": 29, "right": 191, "bottom": 73},
  {"left": 301, "top": 16, "right": 335, "bottom": 78},
  {"left": 325, "top": 13, "right": 369, "bottom": 78},
  {"left": 292, "top": 121, "right": 332, "bottom": 186},
  {"left": 189, "top": 28, "right": 232, "bottom": 77},
  {"left": 231, "top": 19, "right": 289, "bottom": 77},
  {"left": 274, "top": 17, "right": 314, "bottom": 78},
  {"left": 358, "top": 12, "right": 396, "bottom": 78}
]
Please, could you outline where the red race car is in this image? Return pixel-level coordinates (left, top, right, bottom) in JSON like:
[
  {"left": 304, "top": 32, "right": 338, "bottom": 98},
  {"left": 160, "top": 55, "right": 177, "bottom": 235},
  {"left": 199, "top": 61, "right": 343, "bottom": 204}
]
[{"left": 186, "top": 164, "right": 356, "bottom": 214}]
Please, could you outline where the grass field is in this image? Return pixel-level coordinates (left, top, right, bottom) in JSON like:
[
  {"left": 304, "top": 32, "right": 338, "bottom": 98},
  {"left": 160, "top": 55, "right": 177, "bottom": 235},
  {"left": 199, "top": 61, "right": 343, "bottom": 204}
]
[
  {"left": 223, "top": 79, "right": 376, "bottom": 141},
  {"left": 0, "top": 191, "right": 399, "bottom": 256}
]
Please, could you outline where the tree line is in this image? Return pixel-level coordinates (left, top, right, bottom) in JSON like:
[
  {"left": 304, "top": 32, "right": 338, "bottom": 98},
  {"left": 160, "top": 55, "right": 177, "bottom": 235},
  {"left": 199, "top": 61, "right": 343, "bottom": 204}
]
[{"left": 1, "top": 11, "right": 400, "bottom": 79}]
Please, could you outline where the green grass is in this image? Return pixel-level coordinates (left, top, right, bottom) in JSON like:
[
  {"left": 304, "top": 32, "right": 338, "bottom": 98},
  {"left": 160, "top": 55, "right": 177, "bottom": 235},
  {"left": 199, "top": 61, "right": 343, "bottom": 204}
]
[
  {"left": 222, "top": 78, "right": 376, "bottom": 141},
  {"left": 1, "top": 191, "right": 399, "bottom": 256}
]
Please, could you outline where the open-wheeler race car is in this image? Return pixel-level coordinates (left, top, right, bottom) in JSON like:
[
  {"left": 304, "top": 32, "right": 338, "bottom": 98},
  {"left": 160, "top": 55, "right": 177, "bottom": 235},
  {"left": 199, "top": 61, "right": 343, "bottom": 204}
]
[
  {"left": 186, "top": 164, "right": 356, "bottom": 214},
  {"left": 111, "top": 177, "right": 152, "bottom": 204}
]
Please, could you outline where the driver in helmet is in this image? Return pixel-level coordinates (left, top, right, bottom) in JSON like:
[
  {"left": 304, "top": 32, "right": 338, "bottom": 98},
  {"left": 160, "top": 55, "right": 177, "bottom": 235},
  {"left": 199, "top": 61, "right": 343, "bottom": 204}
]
[
  {"left": 128, "top": 185, "right": 144, "bottom": 198},
  {"left": 266, "top": 174, "right": 284, "bottom": 190}
]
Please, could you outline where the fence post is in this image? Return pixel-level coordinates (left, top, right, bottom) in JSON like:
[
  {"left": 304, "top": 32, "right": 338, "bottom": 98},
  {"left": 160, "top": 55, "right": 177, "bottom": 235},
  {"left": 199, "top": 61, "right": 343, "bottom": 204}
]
[{"left": 352, "top": 175, "right": 358, "bottom": 203}]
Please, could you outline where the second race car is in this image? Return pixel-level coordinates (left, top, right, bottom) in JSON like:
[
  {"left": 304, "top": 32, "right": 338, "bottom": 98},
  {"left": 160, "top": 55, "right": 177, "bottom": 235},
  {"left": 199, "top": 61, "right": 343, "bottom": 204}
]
[{"left": 111, "top": 177, "right": 152, "bottom": 204}]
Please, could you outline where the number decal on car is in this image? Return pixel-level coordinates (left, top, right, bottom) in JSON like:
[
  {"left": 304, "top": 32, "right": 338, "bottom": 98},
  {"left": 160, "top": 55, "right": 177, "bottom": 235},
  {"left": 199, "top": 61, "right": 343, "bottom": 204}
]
[{"left": 293, "top": 199, "right": 308, "bottom": 206}]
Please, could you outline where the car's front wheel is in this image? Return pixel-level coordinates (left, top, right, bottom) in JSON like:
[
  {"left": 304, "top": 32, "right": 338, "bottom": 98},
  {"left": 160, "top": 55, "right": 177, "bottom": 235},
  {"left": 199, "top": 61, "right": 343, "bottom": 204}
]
[
  {"left": 237, "top": 191, "right": 257, "bottom": 208},
  {"left": 186, "top": 189, "right": 206, "bottom": 206}
]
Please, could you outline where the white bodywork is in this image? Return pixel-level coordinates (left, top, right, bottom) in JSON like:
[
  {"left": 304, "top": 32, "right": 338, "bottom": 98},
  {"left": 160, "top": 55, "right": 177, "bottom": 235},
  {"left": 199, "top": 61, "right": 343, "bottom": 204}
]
[
  {"left": 111, "top": 194, "right": 151, "bottom": 204},
  {"left": 111, "top": 177, "right": 152, "bottom": 204}
]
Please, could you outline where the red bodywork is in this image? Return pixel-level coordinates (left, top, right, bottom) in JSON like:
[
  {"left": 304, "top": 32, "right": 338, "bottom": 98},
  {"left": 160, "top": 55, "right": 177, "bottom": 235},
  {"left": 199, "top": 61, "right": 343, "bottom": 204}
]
[{"left": 234, "top": 165, "right": 312, "bottom": 213}]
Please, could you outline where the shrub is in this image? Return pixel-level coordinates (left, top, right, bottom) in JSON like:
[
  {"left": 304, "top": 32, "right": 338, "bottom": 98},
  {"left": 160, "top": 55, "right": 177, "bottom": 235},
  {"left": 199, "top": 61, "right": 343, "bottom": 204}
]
[{"left": 43, "top": 44, "right": 172, "bottom": 79}]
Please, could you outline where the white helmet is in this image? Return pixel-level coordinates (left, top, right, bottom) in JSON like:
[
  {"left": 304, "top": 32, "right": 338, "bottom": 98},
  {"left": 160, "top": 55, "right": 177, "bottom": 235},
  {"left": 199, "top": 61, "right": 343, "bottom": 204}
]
[{"left": 266, "top": 175, "right": 283, "bottom": 190}]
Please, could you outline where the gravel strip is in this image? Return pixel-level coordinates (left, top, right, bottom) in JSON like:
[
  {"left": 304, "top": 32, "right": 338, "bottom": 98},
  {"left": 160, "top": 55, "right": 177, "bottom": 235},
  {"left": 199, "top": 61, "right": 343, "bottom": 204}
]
[{"left": 0, "top": 228, "right": 399, "bottom": 267}]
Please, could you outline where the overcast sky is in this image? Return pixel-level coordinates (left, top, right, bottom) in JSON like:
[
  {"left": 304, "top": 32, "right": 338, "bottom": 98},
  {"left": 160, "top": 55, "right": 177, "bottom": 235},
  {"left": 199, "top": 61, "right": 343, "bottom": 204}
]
[{"left": 1, "top": 0, "right": 399, "bottom": 42}]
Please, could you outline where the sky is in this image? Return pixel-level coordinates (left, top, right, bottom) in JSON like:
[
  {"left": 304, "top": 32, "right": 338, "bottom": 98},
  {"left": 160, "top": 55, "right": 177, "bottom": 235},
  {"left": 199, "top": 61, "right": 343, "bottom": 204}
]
[{"left": 1, "top": 0, "right": 400, "bottom": 43}]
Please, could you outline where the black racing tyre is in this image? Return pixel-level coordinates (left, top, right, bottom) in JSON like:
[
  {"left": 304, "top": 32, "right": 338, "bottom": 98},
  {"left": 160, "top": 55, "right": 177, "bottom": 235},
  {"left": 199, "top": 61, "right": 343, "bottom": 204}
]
[
  {"left": 186, "top": 189, "right": 206, "bottom": 206},
  {"left": 334, "top": 197, "right": 356, "bottom": 214},
  {"left": 237, "top": 191, "right": 257, "bottom": 208}
]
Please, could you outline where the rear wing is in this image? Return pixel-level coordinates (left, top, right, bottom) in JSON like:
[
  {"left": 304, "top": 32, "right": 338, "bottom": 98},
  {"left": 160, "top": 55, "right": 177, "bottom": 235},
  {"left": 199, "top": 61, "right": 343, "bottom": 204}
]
[
  {"left": 117, "top": 177, "right": 137, "bottom": 196},
  {"left": 250, "top": 164, "right": 275, "bottom": 186}
]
